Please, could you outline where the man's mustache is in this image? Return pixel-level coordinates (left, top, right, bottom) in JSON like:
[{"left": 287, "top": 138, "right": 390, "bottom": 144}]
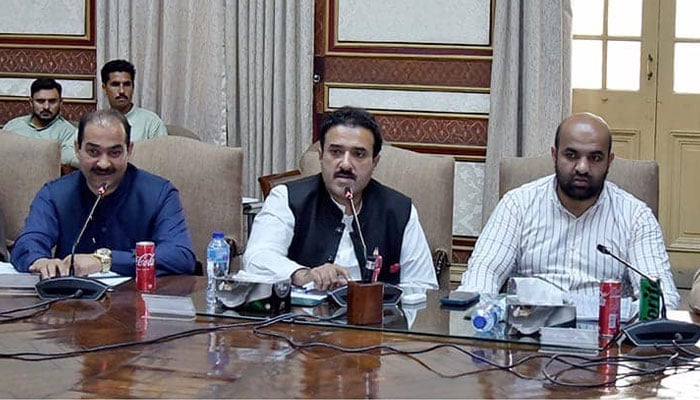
[
  {"left": 334, "top": 171, "right": 356, "bottom": 180},
  {"left": 91, "top": 168, "right": 115, "bottom": 175}
]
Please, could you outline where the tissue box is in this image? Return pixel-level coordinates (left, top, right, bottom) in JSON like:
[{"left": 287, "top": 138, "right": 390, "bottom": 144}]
[{"left": 505, "top": 302, "right": 576, "bottom": 336}]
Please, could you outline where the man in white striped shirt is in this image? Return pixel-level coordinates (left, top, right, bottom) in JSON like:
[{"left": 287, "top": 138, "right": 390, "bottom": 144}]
[{"left": 459, "top": 113, "right": 680, "bottom": 308}]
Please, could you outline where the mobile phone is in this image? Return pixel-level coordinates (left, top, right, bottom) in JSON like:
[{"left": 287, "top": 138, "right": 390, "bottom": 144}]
[{"left": 440, "top": 291, "right": 480, "bottom": 309}]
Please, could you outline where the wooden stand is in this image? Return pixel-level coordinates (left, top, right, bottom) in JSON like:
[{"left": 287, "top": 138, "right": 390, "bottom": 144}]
[{"left": 347, "top": 281, "right": 384, "bottom": 325}]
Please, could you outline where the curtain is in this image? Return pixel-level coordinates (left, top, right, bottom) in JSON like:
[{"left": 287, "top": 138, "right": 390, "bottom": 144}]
[
  {"left": 480, "top": 0, "right": 573, "bottom": 225},
  {"left": 96, "top": 0, "right": 313, "bottom": 196}
]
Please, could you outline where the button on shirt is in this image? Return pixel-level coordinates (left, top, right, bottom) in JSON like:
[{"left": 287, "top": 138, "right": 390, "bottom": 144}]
[{"left": 459, "top": 175, "right": 680, "bottom": 309}]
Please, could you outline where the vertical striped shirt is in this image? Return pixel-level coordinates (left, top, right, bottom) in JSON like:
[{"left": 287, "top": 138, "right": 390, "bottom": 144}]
[{"left": 459, "top": 175, "right": 680, "bottom": 309}]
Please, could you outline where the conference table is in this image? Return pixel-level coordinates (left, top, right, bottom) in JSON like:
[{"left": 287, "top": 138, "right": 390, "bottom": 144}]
[{"left": 0, "top": 276, "right": 698, "bottom": 398}]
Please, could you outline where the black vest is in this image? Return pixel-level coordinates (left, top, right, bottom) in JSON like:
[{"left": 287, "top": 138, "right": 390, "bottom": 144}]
[{"left": 286, "top": 175, "right": 411, "bottom": 285}]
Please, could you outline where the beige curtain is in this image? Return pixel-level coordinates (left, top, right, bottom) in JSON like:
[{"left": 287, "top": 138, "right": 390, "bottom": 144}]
[
  {"left": 96, "top": 0, "right": 313, "bottom": 196},
  {"left": 481, "top": 0, "right": 573, "bottom": 224}
]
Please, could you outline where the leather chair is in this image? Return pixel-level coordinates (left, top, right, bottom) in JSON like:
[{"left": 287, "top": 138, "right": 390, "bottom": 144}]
[
  {"left": 258, "top": 169, "right": 302, "bottom": 199},
  {"left": 129, "top": 136, "right": 243, "bottom": 273},
  {"left": 299, "top": 142, "right": 455, "bottom": 289},
  {"left": 499, "top": 154, "right": 659, "bottom": 216},
  {"left": 0, "top": 131, "right": 61, "bottom": 250},
  {"left": 166, "top": 124, "right": 201, "bottom": 141}
]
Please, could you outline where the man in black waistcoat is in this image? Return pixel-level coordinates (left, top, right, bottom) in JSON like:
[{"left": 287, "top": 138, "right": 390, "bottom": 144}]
[{"left": 243, "top": 106, "right": 437, "bottom": 291}]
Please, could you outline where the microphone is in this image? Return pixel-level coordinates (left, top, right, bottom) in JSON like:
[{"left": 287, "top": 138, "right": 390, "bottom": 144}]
[
  {"left": 344, "top": 186, "right": 367, "bottom": 257},
  {"left": 35, "top": 183, "right": 110, "bottom": 300},
  {"left": 596, "top": 243, "right": 700, "bottom": 346}
]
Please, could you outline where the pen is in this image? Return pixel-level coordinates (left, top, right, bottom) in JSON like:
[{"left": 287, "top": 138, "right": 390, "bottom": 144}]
[
  {"left": 390, "top": 263, "right": 400, "bottom": 274},
  {"left": 371, "top": 247, "right": 382, "bottom": 283}
]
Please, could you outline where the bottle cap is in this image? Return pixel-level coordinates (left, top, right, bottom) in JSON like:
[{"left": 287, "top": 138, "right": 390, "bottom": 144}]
[
  {"left": 472, "top": 315, "right": 487, "bottom": 330},
  {"left": 212, "top": 231, "right": 225, "bottom": 239}
]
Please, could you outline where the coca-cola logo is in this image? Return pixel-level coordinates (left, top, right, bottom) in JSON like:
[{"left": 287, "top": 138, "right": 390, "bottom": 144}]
[{"left": 136, "top": 253, "right": 155, "bottom": 267}]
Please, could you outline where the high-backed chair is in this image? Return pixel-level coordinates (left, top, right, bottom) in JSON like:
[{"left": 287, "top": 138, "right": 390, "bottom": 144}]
[
  {"left": 499, "top": 154, "right": 659, "bottom": 216},
  {"left": 0, "top": 131, "right": 61, "bottom": 247},
  {"left": 258, "top": 169, "right": 302, "bottom": 199},
  {"left": 129, "top": 136, "right": 243, "bottom": 272},
  {"left": 166, "top": 124, "right": 201, "bottom": 141},
  {"left": 299, "top": 142, "right": 455, "bottom": 289}
]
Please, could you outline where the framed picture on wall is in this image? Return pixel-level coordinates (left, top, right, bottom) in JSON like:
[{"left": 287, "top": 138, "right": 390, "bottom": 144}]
[{"left": 0, "top": 0, "right": 94, "bottom": 47}]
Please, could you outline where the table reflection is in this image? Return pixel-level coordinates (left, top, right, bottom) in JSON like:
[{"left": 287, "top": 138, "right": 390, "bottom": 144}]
[{"left": 192, "top": 287, "right": 561, "bottom": 349}]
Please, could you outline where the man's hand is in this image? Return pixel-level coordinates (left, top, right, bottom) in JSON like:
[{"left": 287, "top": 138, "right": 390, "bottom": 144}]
[
  {"left": 29, "top": 258, "right": 69, "bottom": 279},
  {"left": 292, "top": 263, "right": 351, "bottom": 291},
  {"left": 61, "top": 254, "right": 102, "bottom": 277}
]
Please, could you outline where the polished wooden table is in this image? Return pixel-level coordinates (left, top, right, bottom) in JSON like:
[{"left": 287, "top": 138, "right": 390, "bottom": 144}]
[{"left": 0, "top": 276, "right": 698, "bottom": 398}]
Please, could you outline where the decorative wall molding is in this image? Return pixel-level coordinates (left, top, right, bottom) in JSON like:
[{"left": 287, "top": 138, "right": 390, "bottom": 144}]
[
  {"left": 0, "top": 48, "right": 95, "bottom": 74},
  {"left": 326, "top": 84, "right": 490, "bottom": 115},
  {"left": 320, "top": 56, "right": 491, "bottom": 87},
  {"left": 0, "top": 0, "right": 95, "bottom": 47},
  {"left": 327, "top": 0, "right": 493, "bottom": 58},
  {"left": 0, "top": 76, "right": 94, "bottom": 101}
]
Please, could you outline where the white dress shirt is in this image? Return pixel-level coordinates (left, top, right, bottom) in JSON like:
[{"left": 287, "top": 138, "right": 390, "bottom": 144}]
[
  {"left": 459, "top": 175, "right": 680, "bottom": 309},
  {"left": 243, "top": 185, "right": 438, "bottom": 289}
]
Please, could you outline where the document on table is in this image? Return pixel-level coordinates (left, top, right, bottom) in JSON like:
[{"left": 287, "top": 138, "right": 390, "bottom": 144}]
[
  {"left": 0, "top": 261, "right": 132, "bottom": 291},
  {"left": 567, "top": 293, "right": 637, "bottom": 322},
  {"left": 142, "top": 294, "right": 196, "bottom": 320}
]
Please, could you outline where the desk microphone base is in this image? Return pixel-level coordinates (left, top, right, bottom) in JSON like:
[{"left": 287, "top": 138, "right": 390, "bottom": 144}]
[
  {"left": 35, "top": 276, "right": 108, "bottom": 300},
  {"left": 623, "top": 319, "right": 700, "bottom": 346}
]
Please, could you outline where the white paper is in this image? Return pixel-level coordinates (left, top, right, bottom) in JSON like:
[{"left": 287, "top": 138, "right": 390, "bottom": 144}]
[
  {"left": 142, "top": 294, "right": 196, "bottom": 320},
  {"left": 0, "top": 261, "right": 131, "bottom": 288},
  {"left": 567, "top": 292, "right": 636, "bottom": 322}
]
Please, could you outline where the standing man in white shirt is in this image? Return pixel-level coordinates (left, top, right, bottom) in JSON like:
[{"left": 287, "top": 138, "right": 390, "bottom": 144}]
[
  {"left": 101, "top": 59, "right": 167, "bottom": 141},
  {"left": 459, "top": 113, "right": 680, "bottom": 308},
  {"left": 243, "top": 106, "right": 437, "bottom": 291},
  {"left": 3, "top": 78, "right": 78, "bottom": 167}
]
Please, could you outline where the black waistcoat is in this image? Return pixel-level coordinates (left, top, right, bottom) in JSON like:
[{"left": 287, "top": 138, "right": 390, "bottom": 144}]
[{"left": 286, "top": 175, "right": 411, "bottom": 284}]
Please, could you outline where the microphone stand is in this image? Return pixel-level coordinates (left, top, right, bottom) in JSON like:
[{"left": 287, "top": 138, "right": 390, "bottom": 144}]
[
  {"left": 596, "top": 244, "right": 700, "bottom": 346},
  {"left": 344, "top": 186, "right": 372, "bottom": 283},
  {"left": 35, "top": 184, "right": 110, "bottom": 300}
]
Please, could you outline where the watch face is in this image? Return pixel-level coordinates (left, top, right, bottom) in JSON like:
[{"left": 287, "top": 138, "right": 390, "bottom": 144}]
[{"left": 96, "top": 248, "right": 111, "bottom": 258}]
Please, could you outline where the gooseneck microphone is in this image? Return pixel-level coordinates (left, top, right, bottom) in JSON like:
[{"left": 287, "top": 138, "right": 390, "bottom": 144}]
[
  {"left": 35, "top": 183, "right": 110, "bottom": 300},
  {"left": 596, "top": 245, "right": 658, "bottom": 286},
  {"left": 344, "top": 186, "right": 367, "bottom": 257},
  {"left": 69, "top": 183, "right": 108, "bottom": 276},
  {"left": 596, "top": 243, "right": 700, "bottom": 346},
  {"left": 596, "top": 244, "right": 666, "bottom": 317}
]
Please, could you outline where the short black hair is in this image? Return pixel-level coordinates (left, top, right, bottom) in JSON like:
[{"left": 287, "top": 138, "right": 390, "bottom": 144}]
[
  {"left": 319, "top": 106, "right": 383, "bottom": 158},
  {"left": 77, "top": 109, "right": 131, "bottom": 147},
  {"left": 100, "top": 59, "right": 136, "bottom": 84},
  {"left": 30, "top": 78, "right": 62, "bottom": 97}
]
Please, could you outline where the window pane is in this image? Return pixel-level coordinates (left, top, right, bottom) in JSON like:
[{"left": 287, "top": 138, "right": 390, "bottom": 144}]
[
  {"left": 608, "top": 0, "right": 642, "bottom": 37},
  {"left": 674, "top": 43, "right": 700, "bottom": 93},
  {"left": 676, "top": 0, "right": 700, "bottom": 39},
  {"left": 572, "top": 40, "right": 603, "bottom": 89},
  {"left": 607, "top": 41, "right": 640, "bottom": 90},
  {"left": 572, "top": 0, "right": 603, "bottom": 35}
]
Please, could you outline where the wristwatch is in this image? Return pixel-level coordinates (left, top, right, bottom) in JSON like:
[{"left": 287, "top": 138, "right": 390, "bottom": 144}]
[{"left": 93, "top": 248, "right": 112, "bottom": 273}]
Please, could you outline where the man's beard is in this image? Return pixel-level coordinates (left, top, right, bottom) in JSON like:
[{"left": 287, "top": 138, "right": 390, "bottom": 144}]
[
  {"left": 33, "top": 111, "right": 57, "bottom": 125},
  {"left": 555, "top": 163, "right": 608, "bottom": 201}
]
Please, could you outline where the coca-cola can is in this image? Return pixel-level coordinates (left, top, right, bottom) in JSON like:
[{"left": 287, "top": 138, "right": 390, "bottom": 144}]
[
  {"left": 599, "top": 280, "right": 621, "bottom": 338},
  {"left": 135, "top": 241, "right": 156, "bottom": 292}
]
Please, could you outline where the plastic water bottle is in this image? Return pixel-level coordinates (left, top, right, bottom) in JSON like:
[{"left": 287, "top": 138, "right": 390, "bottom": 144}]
[
  {"left": 206, "top": 231, "right": 230, "bottom": 305},
  {"left": 471, "top": 300, "right": 504, "bottom": 333}
]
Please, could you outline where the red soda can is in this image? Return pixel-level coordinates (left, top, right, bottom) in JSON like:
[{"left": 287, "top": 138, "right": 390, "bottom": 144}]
[
  {"left": 599, "top": 280, "right": 621, "bottom": 338},
  {"left": 135, "top": 241, "right": 156, "bottom": 292}
]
